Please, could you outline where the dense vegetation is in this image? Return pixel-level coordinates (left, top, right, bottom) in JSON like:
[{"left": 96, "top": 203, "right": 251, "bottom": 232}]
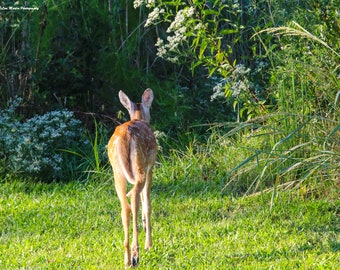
[
  {"left": 1, "top": 0, "right": 338, "bottom": 188},
  {"left": 0, "top": 0, "right": 339, "bottom": 268}
]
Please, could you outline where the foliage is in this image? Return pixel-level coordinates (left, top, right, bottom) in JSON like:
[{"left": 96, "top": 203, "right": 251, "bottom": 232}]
[
  {"left": 0, "top": 0, "right": 155, "bottom": 111},
  {"left": 137, "top": 0, "right": 340, "bottom": 122},
  {"left": 0, "top": 0, "right": 211, "bottom": 134},
  {"left": 138, "top": 0, "right": 271, "bottom": 120},
  {"left": 1, "top": 0, "right": 339, "bottom": 124},
  {"left": 256, "top": 2, "right": 339, "bottom": 116},
  {"left": 146, "top": 0, "right": 340, "bottom": 194},
  {"left": 0, "top": 97, "right": 84, "bottom": 180},
  {"left": 0, "top": 0, "right": 339, "bottom": 195}
]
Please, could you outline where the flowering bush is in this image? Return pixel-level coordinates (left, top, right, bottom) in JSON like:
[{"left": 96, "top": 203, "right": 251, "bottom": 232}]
[
  {"left": 0, "top": 97, "right": 84, "bottom": 180},
  {"left": 134, "top": 0, "right": 268, "bottom": 120},
  {"left": 135, "top": 0, "right": 241, "bottom": 70}
]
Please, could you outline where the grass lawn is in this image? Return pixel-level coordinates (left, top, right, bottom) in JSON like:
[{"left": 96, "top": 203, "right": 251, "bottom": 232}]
[{"left": 0, "top": 176, "right": 339, "bottom": 269}]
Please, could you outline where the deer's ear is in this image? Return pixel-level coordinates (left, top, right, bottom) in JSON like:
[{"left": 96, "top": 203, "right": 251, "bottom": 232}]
[
  {"left": 119, "top": 90, "right": 132, "bottom": 111},
  {"left": 142, "top": 88, "right": 154, "bottom": 109}
]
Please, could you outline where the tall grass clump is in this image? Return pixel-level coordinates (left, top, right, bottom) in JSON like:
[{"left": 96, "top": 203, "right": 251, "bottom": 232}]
[
  {"left": 263, "top": 21, "right": 338, "bottom": 189},
  {"left": 66, "top": 117, "right": 111, "bottom": 182},
  {"left": 223, "top": 115, "right": 339, "bottom": 195},
  {"left": 156, "top": 112, "right": 339, "bottom": 200}
]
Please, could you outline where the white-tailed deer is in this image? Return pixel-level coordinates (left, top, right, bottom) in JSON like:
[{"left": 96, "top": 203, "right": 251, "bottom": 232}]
[{"left": 107, "top": 89, "right": 157, "bottom": 268}]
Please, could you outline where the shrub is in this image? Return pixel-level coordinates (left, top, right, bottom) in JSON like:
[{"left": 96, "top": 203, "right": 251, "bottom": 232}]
[{"left": 0, "top": 97, "right": 84, "bottom": 181}]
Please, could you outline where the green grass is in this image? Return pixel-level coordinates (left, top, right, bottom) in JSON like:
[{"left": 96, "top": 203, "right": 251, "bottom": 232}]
[{"left": 0, "top": 174, "right": 339, "bottom": 269}]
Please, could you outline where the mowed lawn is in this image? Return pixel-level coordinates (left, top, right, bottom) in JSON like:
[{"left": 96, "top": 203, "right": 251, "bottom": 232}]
[{"left": 0, "top": 177, "right": 339, "bottom": 269}]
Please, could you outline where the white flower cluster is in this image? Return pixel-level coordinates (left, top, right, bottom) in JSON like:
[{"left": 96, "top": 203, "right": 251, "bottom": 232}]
[
  {"left": 230, "top": 65, "right": 251, "bottom": 98},
  {"left": 0, "top": 98, "right": 84, "bottom": 179},
  {"left": 167, "top": 7, "right": 194, "bottom": 32},
  {"left": 133, "top": 0, "right": 143, "bottom": 9},
  {"left": 133, "top": 0, "right": 155, "bottom": 9},
  {"left": 210, "top": 65, "right": 251, "bottom": 101},
  {"left": 194, "top": 22, "right": 204, "bottom": 31},
  {"left": 145, "top": 0, "right": 155, "bottom": 8},
  {"left": 154, "top": 6, "right": 195, "bottom": 61},
  {"left": 145, "top": 7, "right": 164, "bottom": 27},
  {"left": 211, "top": 78, "right": 227, "bottom": 101},
  {"left": 231, "top": 80, "right": 248, "bottom": 98}
]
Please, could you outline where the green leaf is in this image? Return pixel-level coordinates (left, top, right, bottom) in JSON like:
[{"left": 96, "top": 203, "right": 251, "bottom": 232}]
[
  {"left": 220, "top": 29, "right": 239, "bottom": 35},
  {"left": 199, "top": 40, "right": 208, "bottom": 59}
]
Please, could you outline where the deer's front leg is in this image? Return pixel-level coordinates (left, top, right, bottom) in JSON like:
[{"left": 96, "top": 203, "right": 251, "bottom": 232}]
[{"left": 130, "top": 185, "right": 142, "bottom": 267}]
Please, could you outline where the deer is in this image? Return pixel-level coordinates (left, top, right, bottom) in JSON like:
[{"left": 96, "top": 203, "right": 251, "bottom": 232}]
[{"left": 107, "top": 89, "right": 157, "bottom": 268}]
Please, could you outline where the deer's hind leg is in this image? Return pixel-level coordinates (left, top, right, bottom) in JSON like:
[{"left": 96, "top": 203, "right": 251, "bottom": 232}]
[
  {"left": 141, "top": 167, "right": 153, "bottom": 251},
  {"left": 129, "top": 178, "right": 145, "bottom": 267},
  {"left": 114, "top": 170, "right": 132, "bottom": 268}
]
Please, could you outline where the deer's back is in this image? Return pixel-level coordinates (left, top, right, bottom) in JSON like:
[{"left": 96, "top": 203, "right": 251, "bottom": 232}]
[{"left": 109, "top": 120, "right": 157, "bottom": 169}]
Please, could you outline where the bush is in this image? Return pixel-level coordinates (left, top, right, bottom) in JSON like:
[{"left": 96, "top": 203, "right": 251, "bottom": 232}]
[{"left": 0, "top": 97, "right": 84, "bottom": 181}]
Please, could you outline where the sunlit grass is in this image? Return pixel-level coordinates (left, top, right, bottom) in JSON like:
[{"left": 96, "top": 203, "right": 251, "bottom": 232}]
[{"left": 0, "top": 175, "right": 338, "bottom": 269}]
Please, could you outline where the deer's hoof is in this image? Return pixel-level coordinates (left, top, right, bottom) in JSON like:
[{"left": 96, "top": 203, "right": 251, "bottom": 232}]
[{"left": 132, "top": 255, "right": 139, "bottom": 267}]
